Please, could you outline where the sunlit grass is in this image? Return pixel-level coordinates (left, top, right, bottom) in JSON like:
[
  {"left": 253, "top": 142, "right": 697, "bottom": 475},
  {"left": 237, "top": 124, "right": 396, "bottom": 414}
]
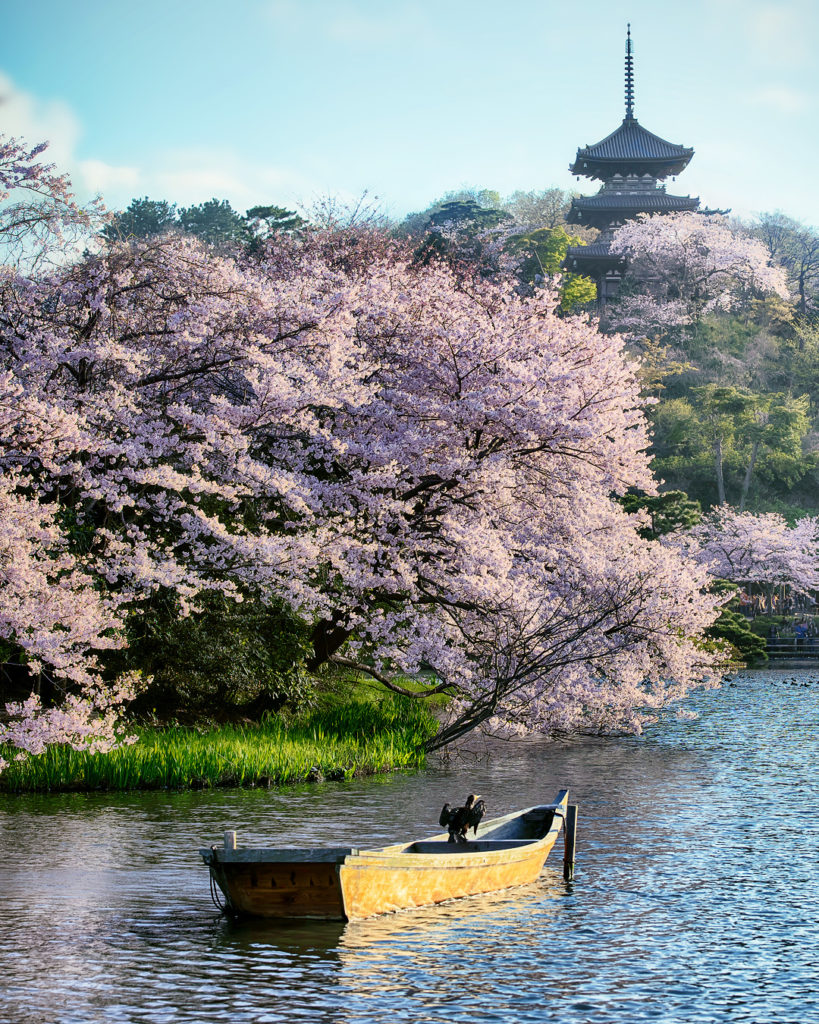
[{"left": 0, "top": 697, "right": 439, "bottom": 793}]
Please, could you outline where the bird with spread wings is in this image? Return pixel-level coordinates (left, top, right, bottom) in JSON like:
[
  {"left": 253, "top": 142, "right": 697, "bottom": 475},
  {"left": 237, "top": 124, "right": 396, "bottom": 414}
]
[{"left": 438, "top": 794, "right": 487, "bottom": 844}]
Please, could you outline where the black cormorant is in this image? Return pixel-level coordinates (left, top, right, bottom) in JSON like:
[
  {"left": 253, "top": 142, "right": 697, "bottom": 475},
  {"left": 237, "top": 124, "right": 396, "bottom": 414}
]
[{"left": 438, "top": 794, "right": 487, "bottom": 843}]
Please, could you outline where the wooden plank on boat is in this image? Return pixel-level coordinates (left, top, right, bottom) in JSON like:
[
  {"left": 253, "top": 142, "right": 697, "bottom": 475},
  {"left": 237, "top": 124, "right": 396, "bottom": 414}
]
[
  {"left": 409, "top": 840, "right": 538, "bottom": 853},
  {"left": 211, "top": 859, "right": 349, "bottom": 918},
  {"left": 201, "top": 846, "right": 359, "bottom": 864}
]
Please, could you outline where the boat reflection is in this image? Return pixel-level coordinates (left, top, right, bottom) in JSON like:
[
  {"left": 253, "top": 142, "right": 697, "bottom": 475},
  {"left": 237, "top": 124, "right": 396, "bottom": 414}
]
[
  {"left": 339, "top": 869, "right": 568, "bottom": 949},
  {"left": 210, "top": 866, "right": 570, "bottom": 960}
]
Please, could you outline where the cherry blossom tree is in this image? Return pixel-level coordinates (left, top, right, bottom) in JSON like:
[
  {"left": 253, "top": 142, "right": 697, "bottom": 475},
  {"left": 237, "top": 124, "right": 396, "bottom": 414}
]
[
  {"left": 672, "top": 508, "right": 819, "bottom": 604},
  {"left": 2, "top": 220, "right": 729, "bottom": 752},
  {"left": 1, "top": 139, "right": 730, "bottom": 760},
  {"left": 0, "top": 134, "right": 103, "bottom": 271},
  {"left": 608, "top": 212, "right": 790, "bottom": 340}
]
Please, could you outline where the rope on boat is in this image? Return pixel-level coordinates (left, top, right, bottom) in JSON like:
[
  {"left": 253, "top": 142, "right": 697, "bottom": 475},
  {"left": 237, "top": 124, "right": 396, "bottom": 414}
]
[{"left": 208, "top": 846, "right": 228, "bottom": 913}]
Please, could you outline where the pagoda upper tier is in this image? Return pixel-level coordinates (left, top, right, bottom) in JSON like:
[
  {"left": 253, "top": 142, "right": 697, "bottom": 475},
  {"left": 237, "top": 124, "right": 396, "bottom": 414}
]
[{"left": 569, "top": 117, "right": 694, "bottom": 181}]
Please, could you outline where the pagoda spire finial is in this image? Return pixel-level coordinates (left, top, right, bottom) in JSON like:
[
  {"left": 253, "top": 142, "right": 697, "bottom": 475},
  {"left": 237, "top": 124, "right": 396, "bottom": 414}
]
[{"left": 625, "top": 23, "right": 635, "bottom": 120}]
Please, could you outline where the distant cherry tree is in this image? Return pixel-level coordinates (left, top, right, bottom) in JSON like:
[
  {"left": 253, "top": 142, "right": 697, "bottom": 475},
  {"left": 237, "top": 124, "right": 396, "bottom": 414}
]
[
  {"left": 0, "top": 134, "right": 104, "bottom": 270},
  {"left": 609, "top": 212, "right": 790, "bottom": 339},
  {"left": 673, "top": 508, "right": 819, "bottom": 601}
]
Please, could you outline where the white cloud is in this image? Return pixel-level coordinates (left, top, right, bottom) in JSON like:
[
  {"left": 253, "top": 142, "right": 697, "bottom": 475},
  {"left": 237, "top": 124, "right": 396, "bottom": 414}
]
[
  {"left": 0, "top": 70, "right": 140, "bottom": 204},
  {"left": 751, "top": 84, "right": 811, "bottom": 115},
  {"left": 0, "top": 70, "right": 82, "bottom": 169},
  {"left": 147, "top": 146, "right": 325, "bottom": 213},
  {"left": 79, "top": 159, "right": 141, "bottom": 196},
  {"left": 0, "top": 69, "right": 326, "bottom": 213}
]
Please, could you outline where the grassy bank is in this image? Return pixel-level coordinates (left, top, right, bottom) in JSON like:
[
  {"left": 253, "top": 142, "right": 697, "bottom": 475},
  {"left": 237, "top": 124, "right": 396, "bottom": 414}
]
[{"left": 0, "top": 697, "right": 438, "bottom": 794}]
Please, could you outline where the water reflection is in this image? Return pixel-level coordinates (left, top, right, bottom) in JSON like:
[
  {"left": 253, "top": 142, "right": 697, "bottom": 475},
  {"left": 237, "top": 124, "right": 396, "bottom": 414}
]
[{"left": 2, "top": 669, "right": 819, "bottom": 1022}]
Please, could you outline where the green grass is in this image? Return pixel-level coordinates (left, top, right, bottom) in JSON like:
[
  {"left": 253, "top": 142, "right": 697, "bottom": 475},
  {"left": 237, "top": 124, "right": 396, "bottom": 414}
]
[
  {"left": 0, "top": 696, "right": 439, "bottom": 794},
  {"left": 308, "top": 666, "right": 451, "bottom": 710}
]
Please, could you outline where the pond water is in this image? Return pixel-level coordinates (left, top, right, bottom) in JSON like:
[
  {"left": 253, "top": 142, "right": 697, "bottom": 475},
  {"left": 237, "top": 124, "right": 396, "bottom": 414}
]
[{"left": 2, "top": 667, "right": 819, "bottom": 1024}]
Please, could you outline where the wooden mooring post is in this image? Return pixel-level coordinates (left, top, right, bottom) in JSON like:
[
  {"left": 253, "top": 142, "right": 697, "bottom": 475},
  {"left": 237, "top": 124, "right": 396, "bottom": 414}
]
[{"left": 563, "top": 804, "right": 577, "bottom": 881}]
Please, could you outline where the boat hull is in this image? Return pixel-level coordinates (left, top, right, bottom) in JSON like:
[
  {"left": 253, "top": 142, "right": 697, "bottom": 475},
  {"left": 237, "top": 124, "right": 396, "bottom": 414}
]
[
  {"left": 208, "top": 858, "right": 347, "bottom": 919},
  {"left": 201, "top": 792, "right": 569, "bottom": 921},
  {"left": 338, "top": 837, "right": 559, "bottom": 919}
]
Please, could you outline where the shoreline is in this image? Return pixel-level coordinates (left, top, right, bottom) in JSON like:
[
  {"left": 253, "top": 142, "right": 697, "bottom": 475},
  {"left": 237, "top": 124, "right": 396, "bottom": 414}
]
[{"left": 0, "top": 698, "right": 438, "bottom": 795}]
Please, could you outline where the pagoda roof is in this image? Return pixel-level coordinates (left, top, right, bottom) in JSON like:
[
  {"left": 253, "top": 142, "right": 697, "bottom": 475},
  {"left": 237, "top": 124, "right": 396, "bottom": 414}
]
[
  {"left": 571, "top": 191, "right": 699, "bottom": 213},
  {"left": 563, "top": 242, "right": 624, "bottom": 276},
  {"left": 567, "top": 189, "right": 699, "bottom": 227},
  {"left": 570, "top": 117, "right": 694, "bottom": 180},
  {"left": 565, "top": 240, "right": 622, "bottom": 262}
]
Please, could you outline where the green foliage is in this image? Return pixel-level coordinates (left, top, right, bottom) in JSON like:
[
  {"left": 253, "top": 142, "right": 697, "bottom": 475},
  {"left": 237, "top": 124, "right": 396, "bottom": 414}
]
[
  {"left": 624, "top": 216, "right": 819, "bottom": 519},
  {"left": 178, "top": 198, "right": 248, "bottom": 247},
  {"left": 427, "top": 198, "right": 509, "bottom": 231},
  {"left": 777, "top": 322, "right": 819, "bottom": 405},
  {"left": 397, "top": 186, "right": 581, "bottom": 239},
  {"left": 114, "top": 592, "right": 313, "bottom": 719},
  {"left": 103, "top": 197, "right": 178, "bottom": 240},
  {"left": 303, "top": 694, "right": 437, "bottom": 747},
  {"left": 105, "top": 196, "right": 305, "bottom": 252},
  {"left": 706, "top": 607, "right": 768, "bottom": 663},
  {"left": 507, "top": 225, "right": 573, "bottom": 276},
  {"left": 410, "top": 196, "right": 512, "bottom": 275},
  {"left": 0, "top": 695, "right": 439, "bottom": 793},
  {"left": 506, "top": 226, "right": 596, "bottom": 311},
  {"left": 648, "top": 380, "right": 815, "bottom": 510},
  {"left": 749, "top": 295, "right": 796, "bottom": 338},
  {"left": 618, "top": 489, "right": 702, "bottom": 539},
  {"left": 396, "top": 188, "right": 505, "bottom": 238},
  {"left": 245, "top": 204, "right": 305, "bottom": 238},
  {"left": 698, "top": 580, "right": 768, "bottom": 664},
  {"left": 560, "top": 271, "right": 598, "bottom": 311}
]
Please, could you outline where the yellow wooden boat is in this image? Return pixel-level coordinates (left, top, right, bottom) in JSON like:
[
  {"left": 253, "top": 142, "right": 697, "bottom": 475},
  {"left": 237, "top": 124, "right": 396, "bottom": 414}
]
[{"left": 200, "top": 789, "right": 575, "bottom": 921}]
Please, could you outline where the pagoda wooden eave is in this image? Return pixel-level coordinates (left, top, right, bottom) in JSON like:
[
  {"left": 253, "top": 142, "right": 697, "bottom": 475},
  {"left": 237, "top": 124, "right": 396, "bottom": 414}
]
[
  {"left": 567, "top": 191, "right": 700, "bottom": 228},
  {"left": 570, "top": 117, "right": 694, "bottom": 181},
  {"left": 565, "top": 242, "right": 624, "bottom": 265}
]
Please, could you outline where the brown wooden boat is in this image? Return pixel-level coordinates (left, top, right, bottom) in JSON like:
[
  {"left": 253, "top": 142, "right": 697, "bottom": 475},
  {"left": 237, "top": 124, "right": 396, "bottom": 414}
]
[{"left": 200, "top": 789, "right": 575, "bottom": 921}]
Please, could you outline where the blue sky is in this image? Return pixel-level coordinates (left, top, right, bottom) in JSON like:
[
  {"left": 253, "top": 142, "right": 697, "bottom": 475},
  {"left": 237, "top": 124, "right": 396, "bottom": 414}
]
[{"left": 2, "top": 0, "right": 818, "bottom": 226}]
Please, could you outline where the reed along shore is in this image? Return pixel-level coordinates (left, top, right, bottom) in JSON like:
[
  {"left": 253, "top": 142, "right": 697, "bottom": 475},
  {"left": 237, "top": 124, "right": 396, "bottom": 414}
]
[{"left": 0, "top": 698, "right": 438, "bottom": 794}]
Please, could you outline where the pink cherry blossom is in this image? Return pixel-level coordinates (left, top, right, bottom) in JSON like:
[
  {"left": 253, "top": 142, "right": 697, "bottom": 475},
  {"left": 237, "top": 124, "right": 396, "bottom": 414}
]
[
  {"left": 1, "top": 139, "right": 731, "bottom": 761},
  {"left": 609, "top": 212, "right": 789, "bottom": 338},
  {"left": 673, "top": 507, "right": 819, "bottom": 595}
]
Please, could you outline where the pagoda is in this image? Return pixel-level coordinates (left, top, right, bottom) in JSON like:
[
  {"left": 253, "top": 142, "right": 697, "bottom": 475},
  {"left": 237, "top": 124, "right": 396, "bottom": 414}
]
[{"left": 564, "top": 26, "right": 700, "bottom": 305}]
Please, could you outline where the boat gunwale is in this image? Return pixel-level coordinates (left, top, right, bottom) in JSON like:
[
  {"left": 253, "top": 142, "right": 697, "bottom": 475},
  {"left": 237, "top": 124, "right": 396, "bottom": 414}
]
[
  {"left": 357, "top": 798, "right": 567, "bottom": 862},
  {"left": 200, "top": 794, "right": 568, "bottom": 869}
]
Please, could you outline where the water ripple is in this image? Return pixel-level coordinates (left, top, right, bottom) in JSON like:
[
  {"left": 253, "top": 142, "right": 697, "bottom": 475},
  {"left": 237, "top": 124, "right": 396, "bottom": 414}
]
[{"left": 3, "top": 669, "right": 819, "bottom": 1023}]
